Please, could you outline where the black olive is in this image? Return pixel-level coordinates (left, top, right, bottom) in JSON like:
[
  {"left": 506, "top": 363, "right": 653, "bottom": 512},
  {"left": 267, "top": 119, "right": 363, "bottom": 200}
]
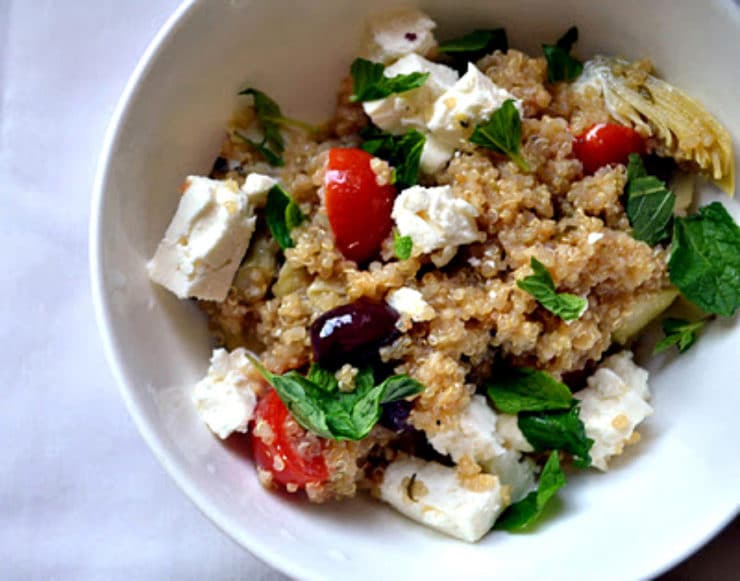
[{"left": 310, "top": 298, "right": 399, "bottom": 368}]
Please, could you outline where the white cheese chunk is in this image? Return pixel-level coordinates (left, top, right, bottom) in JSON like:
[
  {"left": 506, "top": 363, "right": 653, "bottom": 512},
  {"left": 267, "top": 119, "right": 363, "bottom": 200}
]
[
  {"left": 496, "top": 413, "right": 534, "bottom": 453},
  {"left": 380, "top": 456, "right": 506, "bottom": 542},
  {"left": 419, "top": 133, "right": 456, "bottom": 174},
  {"left": 427, "top": 395, "right": 536, "bottom": 503},
  {"left": 428, "top": 63, "right": 522, "bottom": 149},
  {"left": 362, "top": 8, "right": 438, "bottom": 64},
  {"left": 480, "top": 453, "right": 537, "bottom": 504},
  {"left": 391, "top": 185, "right": 481, "bottom": 266},
  {"left": 241, "top": 172, "right": 277, "bottom": 208},
  {"left": 428, "top": 395, "right": 504, "bottom": 463},
  {"left": 386, "top": 287, "right": 436, "bottom": 323},
  {"left": 147, "top": 176, "right": 255, "bottom": 301},
  {"left": 192, "top": 348, "right": 258, "bottom": 439},
  {"left": 575, "top": 351, "right": 653, "bottom": 470},
  {"left": 362, "top": 54, "right": 458, "bottom": 134}
]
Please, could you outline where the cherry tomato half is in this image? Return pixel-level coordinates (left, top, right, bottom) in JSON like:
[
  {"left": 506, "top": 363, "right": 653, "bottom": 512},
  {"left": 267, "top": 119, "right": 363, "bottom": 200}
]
[
  {"left": 252, "top": 389, "right": 329, "bottom": 489},
  {"left": 573, "top": 123, "right": 645, "bottom": 175},
  {"left": 325, "top": 148, "right": 396, "bottom": 263}
]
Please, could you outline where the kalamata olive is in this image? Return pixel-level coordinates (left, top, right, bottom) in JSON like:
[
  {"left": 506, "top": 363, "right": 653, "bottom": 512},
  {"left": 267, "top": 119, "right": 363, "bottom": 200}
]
[
  {"left": 209, "top": 156, "right": 229, "bottom": 177},
  {"left": 642, "top": 154, "right": 677, "bottom": 184},
  {"left": 310, "top": 298, "right": 399, "bottom": 367},
  {"left": 380, "top": 399, "right": 413, "bottom": 432}
]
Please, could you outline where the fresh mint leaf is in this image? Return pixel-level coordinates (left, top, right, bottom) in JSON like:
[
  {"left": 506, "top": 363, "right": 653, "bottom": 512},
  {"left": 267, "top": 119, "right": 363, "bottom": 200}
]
[
  {"left": 265, "top": 185, "right": 304, "bottom": 250},
  {"left": 247, "top": 354, "right": 424, "bottom": 441},
  {"left": 626, "top": 153, "right": 648, "bottom": 180},
  {"left": 237, "top": 88, "right": 286, "bottom": 166},
  {"left": 349, "top": 58, "right": 429, "bottom": 102},
  {"left": 438, "top": 28, "right": 508, "bottom": 61},
  {"left": 517, "top": 257, "right": 587, "bottom": 321},
  {"left": 361, "top": 127, "right": 425, "bottom": 189},
  {"left": 354, "top": 366, "right": 376, "bottom": 392},
  {"left": 307, "top": 363, "right": 338, "bottom": 392},
  {"left": 653, "top": 318, "right": 706, "bottom": 354},
  {"left": 625, "top": 154, "right": 675, "bottom": 246},
  {"left": 669, "top": 202, "right": 740, "bottom": 317},
  {"left": 494, "top": 451, "right": 565, "bottom": 531},
  {"left": 518, "top": 406, "right": 593, "bottom": 468},
  {"left": 234, "top": 132, "right": 285, "bottom": 167},
  {"left": 487, "top": 368, "right": 574, "bottom": 414},
  {"left": 469, "top": 99, "right": 530, "bottom": 172},
  {"left": 543, "top": 26, "right": 583, "bottom": 82},
  {"left": 285, "top": 198, "right": 304, "bottom": 230},
  {"left": 378, "top": 375, "right": 425, "bottom": 403},
  {"left": 393, "top": 230, "right": 413, "bottom": 260},
  {"left": 247, "top": 357, "right": 334, "bottom": 438}
]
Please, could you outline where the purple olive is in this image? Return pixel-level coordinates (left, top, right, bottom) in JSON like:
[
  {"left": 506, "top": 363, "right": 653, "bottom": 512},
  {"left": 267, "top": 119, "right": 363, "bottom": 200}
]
[
  {"left": 310, "top": 298, "right": 399, "bottom": 367},
  {"left": 380, "top": 399, "right": 413, "bottom": 432}
]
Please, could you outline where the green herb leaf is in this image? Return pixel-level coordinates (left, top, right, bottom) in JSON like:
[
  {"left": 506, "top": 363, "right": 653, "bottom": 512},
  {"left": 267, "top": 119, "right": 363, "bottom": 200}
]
[
  {"left": 626, "top": 152, "right": 647, "bottom": 180},
  {"left": 653, "top": 318, "right": 706, "bottom": 354},
  {"left": 237, "top": 88, "right": 286, "bottom": 166},
  {"left": 234, "top": 132, "right": 285, "bottom": 167},
  {"left": 469, "top": 99, "right": 530, "bottom": 172},
  {"left": 494, "top": 451, "right": 566, "bottom": 531},
  {"left": 518, "top": 406, "right": 593, "bottom": 468},
  {"left": 438, "top": 28, "right": 508, "bottom": 62},
  {"left": 487, "top": 368, "right": 574, "bottom": 414},
  {"left": 378, "top": 375, "right": 425, "bottom": 403},
  {"left": 361, "top": 127, "right": 425, "bottom": 189},
  {"left": 246, "top": 357, "right": 334, "bottom": 439},
  {"left": 625, "top": 154, "right": 676, "bottom": 246},
  {"left": 543, "top": 26, "right": 583, "bottom": 83},
  {"left": 669, "top": 202, "right": 740, "bottom": 317},
  {"left": 516, "top": 257, "right": 587, "bottom": 321},
  {"left": 393, "top": 230, "right": 413, "bottom": 260},
  {"left": 306, "top": 363, "right": 338, "bottom": 392},
  {"left": 265, "top": 185, "right": 304, "bottom": 250},
  {"left": 247, "top": 354, "right": 424, "bottom": 441},
  {"left": 349, "top": 58, "right": 429, "bottom": 102}
]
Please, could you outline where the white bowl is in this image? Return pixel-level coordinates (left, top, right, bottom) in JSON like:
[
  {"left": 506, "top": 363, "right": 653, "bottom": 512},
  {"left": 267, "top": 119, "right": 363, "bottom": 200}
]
[{"left": 91, "top": 0, "right": 740, "bottom": 578}]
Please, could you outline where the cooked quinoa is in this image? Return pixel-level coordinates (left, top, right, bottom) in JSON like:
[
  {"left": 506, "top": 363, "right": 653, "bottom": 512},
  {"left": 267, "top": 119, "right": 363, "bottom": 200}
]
[{"left": 148, "top": 8, "right": 737, "bottom": 542}]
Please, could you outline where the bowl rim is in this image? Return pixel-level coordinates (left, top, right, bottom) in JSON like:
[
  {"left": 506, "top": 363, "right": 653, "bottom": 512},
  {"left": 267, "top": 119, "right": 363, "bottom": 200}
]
[
  {"left": 88, "top": 1, "right": 317, "bottom": 579},
  {"left": 89, "top": 0, "right": 738, "bottom": 578}
]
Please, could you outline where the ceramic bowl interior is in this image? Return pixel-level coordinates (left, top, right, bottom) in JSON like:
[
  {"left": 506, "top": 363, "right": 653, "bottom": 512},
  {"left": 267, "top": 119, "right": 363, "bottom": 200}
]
[{"left": 91, "top": 0, "right": 740, "bottom": 578}]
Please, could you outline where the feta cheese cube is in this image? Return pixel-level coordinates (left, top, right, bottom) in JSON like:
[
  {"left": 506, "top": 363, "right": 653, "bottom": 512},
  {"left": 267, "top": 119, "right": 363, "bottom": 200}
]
[
  {"left": 147, "top": 176, "right": 255, "bottom": 301},
  {"left": 192, "top": 348, "right": 259, "bottom": 439},
  {"left": 362, "top": 8, "right": 438, "bottom": 64},
  {"left": 386, "top": 287, "right": 435, "bottom": 323},
  {"left": 419, "top": 133, "right": 456, "bottom": 174},
  {"left": 427, "top": 63, "right": 522, "bottom": 149},
  {"left": 391, "top": 185, "right": 481, "bottom": 266},
  {"left": 480, "top": 452, "right": 537, "bottom": 504},
  {"left": 241, "top": 172, "right": 277, "bottom": 207},
  {"left": 575, "top": 351, "right": 653, "bottom": 470},
  {"left": 496, "top": 413, "right": 534, "bottom": 453},
  {"left": 380, "top": 456, "right": 506, "bottom": 542},
  {"left": 427, "top": 395, "right": 536, "bottom": 503},
  {"left": 427, "top": 395, "right": 504, "bottom": 463},
  {"left": 362, "top": 54, "right": 458, "bottom": 134}
]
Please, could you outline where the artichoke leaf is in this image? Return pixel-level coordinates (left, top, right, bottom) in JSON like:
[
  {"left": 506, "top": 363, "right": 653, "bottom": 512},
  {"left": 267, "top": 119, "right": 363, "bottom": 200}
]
[
  {"left": 575, "top": 56, "right": 734, "bottom": 194},
  {"left": 612, "top": 287, "right": 679, "bottom": 345}
]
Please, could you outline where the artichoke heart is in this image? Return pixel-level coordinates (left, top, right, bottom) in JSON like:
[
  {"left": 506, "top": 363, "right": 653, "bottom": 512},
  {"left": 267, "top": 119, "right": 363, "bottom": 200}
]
[{"left": 575, "top": 56, "right": 734, "bottom": 194}]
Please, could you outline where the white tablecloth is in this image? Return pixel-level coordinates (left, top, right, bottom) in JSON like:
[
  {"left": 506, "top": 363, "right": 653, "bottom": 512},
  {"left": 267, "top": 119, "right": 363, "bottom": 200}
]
[
  {"left": 0, "top": 1, "right": 283, "bottom": 578},
  {"left": 0, "top": 1, "right": 734, "bottom": 579}
]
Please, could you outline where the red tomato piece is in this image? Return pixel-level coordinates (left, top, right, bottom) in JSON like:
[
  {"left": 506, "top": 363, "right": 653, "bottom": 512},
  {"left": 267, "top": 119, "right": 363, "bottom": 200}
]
[
  {"left": 573, "top": 123, "right": 645, "bottom": 175},
  {"left": 325, "top": 147, "right": 396, "bottom": 263},
  {"left": 252, "top": 389, "right": 329, "bottom": 489}
]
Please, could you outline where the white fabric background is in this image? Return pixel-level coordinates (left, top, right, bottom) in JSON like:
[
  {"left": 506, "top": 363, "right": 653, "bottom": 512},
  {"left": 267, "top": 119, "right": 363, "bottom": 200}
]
[{"left": 0, "top": 1, "right": 735, "bottom": 579}]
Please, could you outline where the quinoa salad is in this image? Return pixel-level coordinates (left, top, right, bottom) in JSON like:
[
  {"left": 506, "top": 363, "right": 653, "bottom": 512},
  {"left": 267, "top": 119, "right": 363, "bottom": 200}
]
[{"left": 146, "top": 9, "right": 739, "bottom": 541}]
